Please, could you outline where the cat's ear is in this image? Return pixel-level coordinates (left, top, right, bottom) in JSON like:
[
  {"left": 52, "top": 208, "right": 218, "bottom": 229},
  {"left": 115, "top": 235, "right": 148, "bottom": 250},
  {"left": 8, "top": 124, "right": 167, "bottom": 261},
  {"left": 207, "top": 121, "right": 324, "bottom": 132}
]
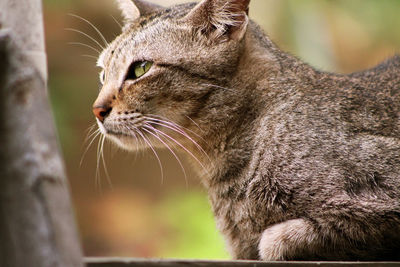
[
  {"left": 116, "top": 0, "right": 163, "bottom": 23},
  {"left": 183, "top": 0, "right": 250, "bottom": 41}
]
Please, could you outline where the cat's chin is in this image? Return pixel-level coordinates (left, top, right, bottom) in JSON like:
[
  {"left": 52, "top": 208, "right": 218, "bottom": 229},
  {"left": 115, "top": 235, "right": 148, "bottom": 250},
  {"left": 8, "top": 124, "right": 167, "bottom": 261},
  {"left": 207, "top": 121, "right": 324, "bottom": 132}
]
[
  {"left": 106, "top": 133, "right": 147, "bottom": 152},
  {"left": 95, "top": 119, "right": 142, "bottom": 152}
]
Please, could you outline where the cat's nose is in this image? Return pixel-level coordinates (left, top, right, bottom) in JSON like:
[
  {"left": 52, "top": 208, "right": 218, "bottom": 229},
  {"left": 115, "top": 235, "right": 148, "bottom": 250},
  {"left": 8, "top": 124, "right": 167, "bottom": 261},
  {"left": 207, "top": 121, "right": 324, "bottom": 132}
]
[{"left": 93, "top": 105, "right": 112, "bottom": 122}]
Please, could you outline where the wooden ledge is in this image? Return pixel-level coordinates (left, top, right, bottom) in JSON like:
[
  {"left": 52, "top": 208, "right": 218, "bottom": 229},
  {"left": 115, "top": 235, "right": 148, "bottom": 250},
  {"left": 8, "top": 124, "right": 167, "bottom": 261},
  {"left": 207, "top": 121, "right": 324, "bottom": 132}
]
[{"left": 85, "top": 258, "right": 400, "bottom": 267}]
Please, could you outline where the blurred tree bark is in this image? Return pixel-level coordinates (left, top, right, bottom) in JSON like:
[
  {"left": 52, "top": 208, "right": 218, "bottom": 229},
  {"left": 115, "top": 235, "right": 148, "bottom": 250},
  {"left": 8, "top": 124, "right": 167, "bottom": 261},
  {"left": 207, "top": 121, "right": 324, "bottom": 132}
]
[{"left": 0, "top": 0, "right": 83, "bottom": 266}]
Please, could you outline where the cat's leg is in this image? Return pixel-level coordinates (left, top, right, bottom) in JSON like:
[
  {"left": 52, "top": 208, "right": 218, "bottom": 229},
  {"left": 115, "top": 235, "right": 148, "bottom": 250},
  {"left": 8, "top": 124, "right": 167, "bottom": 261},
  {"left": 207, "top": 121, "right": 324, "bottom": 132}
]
[{"left": 258, "top": 218, "right": 320, "bottom": 261}]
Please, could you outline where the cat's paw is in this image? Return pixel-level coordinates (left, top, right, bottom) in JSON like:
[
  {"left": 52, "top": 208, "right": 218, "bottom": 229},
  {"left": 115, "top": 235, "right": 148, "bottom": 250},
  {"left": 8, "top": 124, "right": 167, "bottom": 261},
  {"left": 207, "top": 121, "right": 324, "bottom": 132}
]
[{"left": 258, "top": 218, "right": 317, "bottom": 261}]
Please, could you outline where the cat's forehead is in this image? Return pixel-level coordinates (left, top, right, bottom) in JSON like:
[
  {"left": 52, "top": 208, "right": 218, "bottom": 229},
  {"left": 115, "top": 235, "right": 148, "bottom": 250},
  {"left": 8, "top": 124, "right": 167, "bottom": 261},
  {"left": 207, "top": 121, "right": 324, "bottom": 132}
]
[
  {"left": 98, "top": 2, "right": 196, "bottom": 68},
  {"left": 102, "top": 21, "right": 183, "bottom": 69},
  {"left": 132, "top": 2, "right": 196, "bottom": 29}
]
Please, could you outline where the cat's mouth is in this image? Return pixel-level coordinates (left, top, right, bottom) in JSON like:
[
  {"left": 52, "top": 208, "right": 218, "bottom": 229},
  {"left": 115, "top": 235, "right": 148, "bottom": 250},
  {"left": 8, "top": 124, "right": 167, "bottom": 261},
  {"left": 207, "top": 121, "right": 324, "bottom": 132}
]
[
  {"left": 96, "top": 114, "right": 204, "bottom": 155},
  {"left": 96, "top": 118, "right": 108, "bottom": 135},
  {"left": 96, "top": 116, "right": 173, "bottom": 151},
  {"left": 95, "top": 114, "right": 209, "bottom": 170},
  {"left": 96, "top": 116, "right": 153, "bottom": 136},
  {"left": 106, "top": 130, "right": 131, "bottom": 138}
]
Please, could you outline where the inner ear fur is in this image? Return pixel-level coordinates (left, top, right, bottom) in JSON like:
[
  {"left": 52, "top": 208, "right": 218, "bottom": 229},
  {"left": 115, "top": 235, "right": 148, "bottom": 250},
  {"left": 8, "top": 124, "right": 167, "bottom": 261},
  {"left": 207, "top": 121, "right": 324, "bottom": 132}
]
[
  {"left": 116, "top": 0, "right": 163, "bottom": 24},
  {"left": 183, "top": 0, "right": 250, "bottom": 41}
]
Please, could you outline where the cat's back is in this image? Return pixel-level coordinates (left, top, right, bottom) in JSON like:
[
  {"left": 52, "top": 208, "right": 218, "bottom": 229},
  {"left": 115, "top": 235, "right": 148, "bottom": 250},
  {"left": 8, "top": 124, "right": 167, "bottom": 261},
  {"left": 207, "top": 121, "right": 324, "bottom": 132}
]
[
  {"left": 349, "top": 55, "right": 400, "bottom": 86},
  {"left": 300, "top": 55, "right": 400, "bottom": 139},
  {"left": 335, "top": 55, "right": 400, "bottom": 138},
  {"left": 256, "top": 55, "right": 400, "bottom": 206}
]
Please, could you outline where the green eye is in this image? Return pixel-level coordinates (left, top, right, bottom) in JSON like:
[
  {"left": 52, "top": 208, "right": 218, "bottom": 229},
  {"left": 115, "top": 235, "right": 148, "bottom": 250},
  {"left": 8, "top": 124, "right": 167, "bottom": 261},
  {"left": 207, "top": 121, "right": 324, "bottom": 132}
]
[{"left": 125, "top": 61, "right": 153, "bottom": 81}]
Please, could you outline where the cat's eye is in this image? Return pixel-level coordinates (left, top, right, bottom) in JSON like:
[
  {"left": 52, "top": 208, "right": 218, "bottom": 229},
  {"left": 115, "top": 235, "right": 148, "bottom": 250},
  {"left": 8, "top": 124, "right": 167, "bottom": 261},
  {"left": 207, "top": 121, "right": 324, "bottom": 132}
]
[
  {"left": 99, "top": 70, "right": 105, "bottom": 84},
  {"left": 125, "top": 61, "right": 153, "bottom": 81}
]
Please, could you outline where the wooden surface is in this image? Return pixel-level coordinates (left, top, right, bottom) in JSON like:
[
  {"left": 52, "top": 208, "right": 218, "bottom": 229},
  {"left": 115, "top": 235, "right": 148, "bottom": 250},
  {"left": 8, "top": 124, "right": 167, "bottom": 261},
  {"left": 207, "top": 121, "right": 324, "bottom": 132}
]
[{"left": 86, "top": 258, "right": 400, "bottom": 267}]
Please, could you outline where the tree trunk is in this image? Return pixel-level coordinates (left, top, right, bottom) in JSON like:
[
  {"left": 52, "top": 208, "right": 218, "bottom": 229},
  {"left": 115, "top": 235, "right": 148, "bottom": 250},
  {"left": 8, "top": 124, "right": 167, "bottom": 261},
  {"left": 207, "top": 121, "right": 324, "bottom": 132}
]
[{"left": 0, "top": 1, "right": 83, "bottom": 266}]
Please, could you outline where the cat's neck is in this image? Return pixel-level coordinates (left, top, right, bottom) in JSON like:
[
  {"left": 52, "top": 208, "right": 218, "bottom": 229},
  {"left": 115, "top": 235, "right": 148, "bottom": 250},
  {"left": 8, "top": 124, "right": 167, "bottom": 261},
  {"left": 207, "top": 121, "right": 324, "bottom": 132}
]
[
  {"left": 243, "top": 21, "right": 319, "bottom": 94},
  {"left": 189, "top": 22, "right": 319, "bottom": 185}
]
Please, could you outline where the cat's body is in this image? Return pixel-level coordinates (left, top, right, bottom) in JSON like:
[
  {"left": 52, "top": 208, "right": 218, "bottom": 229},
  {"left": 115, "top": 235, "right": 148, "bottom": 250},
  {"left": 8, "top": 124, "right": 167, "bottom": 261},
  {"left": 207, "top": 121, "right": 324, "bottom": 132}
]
[
  {"left": 93, "top": 0, "right": 400, "bottom": 260},
  {"left": 208, "top": 50, "right": 400, "bottom": 260}
]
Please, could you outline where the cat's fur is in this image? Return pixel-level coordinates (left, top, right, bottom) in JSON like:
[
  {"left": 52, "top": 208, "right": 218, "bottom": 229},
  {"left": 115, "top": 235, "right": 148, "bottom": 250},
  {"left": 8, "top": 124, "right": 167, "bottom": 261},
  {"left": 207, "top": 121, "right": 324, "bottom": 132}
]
[{"left": 93, "top": 0, "right": 400, "bottom": 261}]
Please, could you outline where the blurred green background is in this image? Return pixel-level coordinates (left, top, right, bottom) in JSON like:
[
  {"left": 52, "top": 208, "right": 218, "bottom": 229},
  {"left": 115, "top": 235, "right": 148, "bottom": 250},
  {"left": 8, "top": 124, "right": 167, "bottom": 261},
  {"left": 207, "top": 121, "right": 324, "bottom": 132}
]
[{"left": 43, "top": 0, "right": 400, "bottom": 259}]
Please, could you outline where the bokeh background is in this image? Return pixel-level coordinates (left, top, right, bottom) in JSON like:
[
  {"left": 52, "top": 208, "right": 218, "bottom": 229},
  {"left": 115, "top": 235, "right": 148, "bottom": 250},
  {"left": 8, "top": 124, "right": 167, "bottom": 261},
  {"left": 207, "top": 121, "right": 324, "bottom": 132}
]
[{"left": 43, "top": 0, "right": 400, "bottom": 259}]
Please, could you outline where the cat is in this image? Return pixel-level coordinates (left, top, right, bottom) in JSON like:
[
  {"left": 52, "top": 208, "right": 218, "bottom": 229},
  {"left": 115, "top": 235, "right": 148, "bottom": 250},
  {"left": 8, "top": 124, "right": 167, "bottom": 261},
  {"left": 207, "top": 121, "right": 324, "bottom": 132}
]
[{"left": 92, "top": 0, "right": 400, "bottom": 261}]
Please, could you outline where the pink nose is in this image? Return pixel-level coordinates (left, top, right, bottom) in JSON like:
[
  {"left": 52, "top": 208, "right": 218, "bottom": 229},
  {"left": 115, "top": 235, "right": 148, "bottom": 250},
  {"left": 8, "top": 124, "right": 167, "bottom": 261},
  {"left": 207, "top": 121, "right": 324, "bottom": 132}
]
[{"left": 93, "top": 106, "right": 111, "bottom": 122}]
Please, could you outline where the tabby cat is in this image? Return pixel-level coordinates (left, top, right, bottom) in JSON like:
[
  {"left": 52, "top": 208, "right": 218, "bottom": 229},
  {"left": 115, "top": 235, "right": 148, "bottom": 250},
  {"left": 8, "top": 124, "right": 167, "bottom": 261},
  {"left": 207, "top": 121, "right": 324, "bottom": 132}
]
[{"left": 92, "top": 0, "right": 400, "bottom": 261}]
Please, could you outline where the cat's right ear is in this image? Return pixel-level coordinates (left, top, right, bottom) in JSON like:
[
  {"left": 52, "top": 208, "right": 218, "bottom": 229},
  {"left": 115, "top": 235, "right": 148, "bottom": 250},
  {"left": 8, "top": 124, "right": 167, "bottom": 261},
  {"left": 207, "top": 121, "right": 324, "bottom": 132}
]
[
  {"left": 182, "top": 0, "right": 250, "bottom": 41},
  {"left": 116, "top": 0, "right": 163, "bottom": 24}
]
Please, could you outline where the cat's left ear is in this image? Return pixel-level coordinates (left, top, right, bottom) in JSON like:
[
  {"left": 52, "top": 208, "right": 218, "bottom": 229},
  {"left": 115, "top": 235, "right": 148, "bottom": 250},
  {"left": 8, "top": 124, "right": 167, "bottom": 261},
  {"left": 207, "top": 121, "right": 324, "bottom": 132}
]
[
  {"left": 183, "top": 0, "right": 250, "bottom": 41},
  {"left": 116, "top": 0, "right": 163, "bottom": 23}
]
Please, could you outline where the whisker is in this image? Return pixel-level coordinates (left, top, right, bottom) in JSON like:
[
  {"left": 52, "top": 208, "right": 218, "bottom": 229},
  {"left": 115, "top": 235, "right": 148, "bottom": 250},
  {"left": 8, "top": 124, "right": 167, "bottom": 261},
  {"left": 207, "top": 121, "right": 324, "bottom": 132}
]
[
  {"left": 144, "top": 117, "right": 212, "bottom": 164},
  {"left": 81, "top": 54, "right": 98, "bottom": 60},
  {"left": 148, "top": 125, "right": 209, "bottom": 175},
  {"left": 88, "top": 128, "right": 102, "bottom": 143},
  {"left": 135, "top": 128, "right": 165, "bottom": 184},
  {"left": 96, "top": 133, "right": 103, "bottom": 191},
  {"left": 201, "top": 83, "right": 236, "bottom": 93},
  {"left": 65, "top": 28, "right": 105, "bottom": 50},
  {"left": 145, "top": 116, "right": 205, "bottom": 142},
  {"left": 133, "top": 126, "right": 146, "bottom": 158},
  {"left": 83, "top": 123, "right": 98, "bottom": 142},
  {"left": 136, "top": 130, "right": 145, "bottom": 158},
  {"left": 110, "top": 14, "right": 123, "bottom": 29},
  {"left": 122, "top": 124, "right": 144, "bottom": 158},
  {"left": 80, "top": 129, "right": 101, "bottom": 167},
  {"left": 145, "top": 119, "right": 209, "bottom": 157},
  {"left": 130, "top": 129, "right": 140, "bottom": 161},
  {"left": 146, "top": 114, "right": 207, "bottom": 143},
  {"left": 185, "top": 115, "right": 203, "bottom": 132},
  {"left": 82, "top": 126, "right": 100, "bottom": 156},
  {"left": 100, "top": 135, "right": 113, "bottom": 189},
  {"left": 142, "top": 126, "right": 188, "bottom": 187},
  {"left": 68, "top": 41, "right": 101, "bottom": 55},
  {"left": 145, "top": 117, "right": 187, "bottom": 134},
  {"left": 68, "top": 13, "right": 109, "bottom": 47}
]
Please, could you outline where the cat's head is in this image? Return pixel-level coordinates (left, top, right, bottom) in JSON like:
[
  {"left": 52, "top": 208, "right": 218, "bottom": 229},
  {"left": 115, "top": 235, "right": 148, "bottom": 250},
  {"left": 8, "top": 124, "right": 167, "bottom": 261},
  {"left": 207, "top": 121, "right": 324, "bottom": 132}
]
[{"left": 93, "top": 0, "right": 251, "bottom": 152}]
